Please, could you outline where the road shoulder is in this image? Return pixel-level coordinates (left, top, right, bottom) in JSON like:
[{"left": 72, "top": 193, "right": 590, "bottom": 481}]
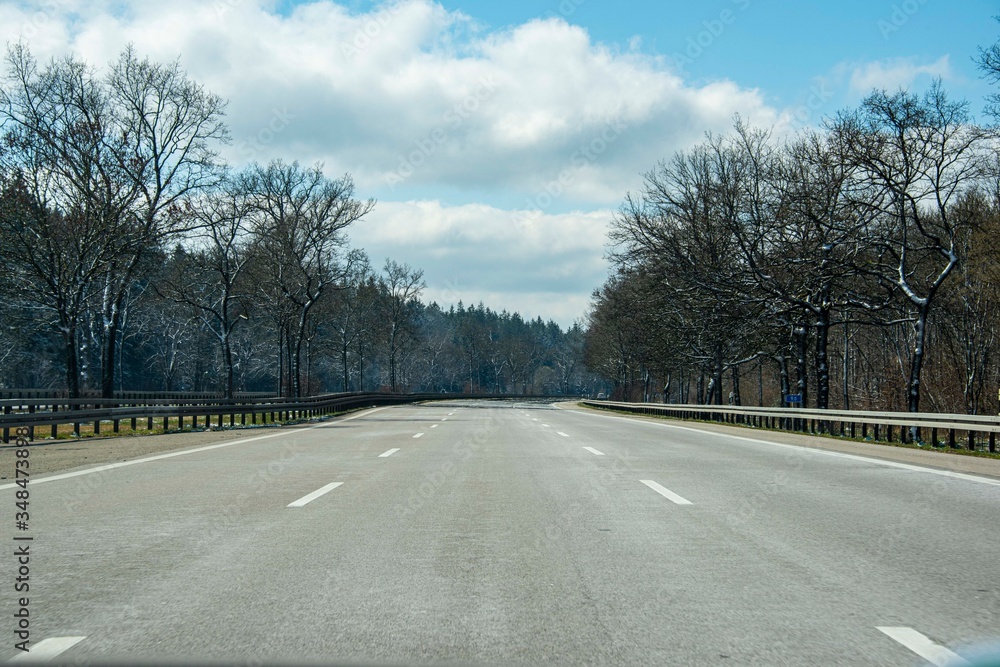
[{"left": 556, "top": 401, "right": 1000, "bottom": 481}]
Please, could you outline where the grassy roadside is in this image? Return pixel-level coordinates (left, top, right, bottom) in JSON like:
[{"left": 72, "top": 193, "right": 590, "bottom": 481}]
[
  {"left": 2, "top": 407, "right": 371, "bottom": 445},
  {"left": 0, "top": 406, "right": 374, "bottom": 478}
]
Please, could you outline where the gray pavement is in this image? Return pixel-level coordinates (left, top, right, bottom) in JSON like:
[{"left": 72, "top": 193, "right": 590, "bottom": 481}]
[{"left": 2, "top": 400, "right": 998, "bottom": 665}]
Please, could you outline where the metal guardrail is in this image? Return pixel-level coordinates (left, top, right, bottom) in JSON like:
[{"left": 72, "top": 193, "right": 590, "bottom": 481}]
[
  {"left": 581, "top": 400, "right": 1000, "bottom": 453},
  {"left": 0, "top": 392, "right": 546, "bottom": 443},
  {"left": 0, "top": 389, "right": 278, "bottom": 400}
]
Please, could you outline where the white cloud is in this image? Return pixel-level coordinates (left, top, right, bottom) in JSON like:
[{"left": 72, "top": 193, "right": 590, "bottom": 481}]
[
  {"left": 0, "top": 0, "right": 782, "bottom": 209},
  {"left": 0, "top": 0, "right": 793, "bottom": 325},
  {"left": 848, "top": 55, "right": 952, "bottom": 95},
  {"left": 349, "top": 200, "right": 610, "bottom": 326}
]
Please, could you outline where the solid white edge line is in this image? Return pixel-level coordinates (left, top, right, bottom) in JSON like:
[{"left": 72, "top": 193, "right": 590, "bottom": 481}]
[
  {"left": 287, "top": 482, "right": 343, "bottom": 507},
  {"left": 640, "top": 479, "right": 693, "bottom": 505},
  {"left": 557, "top": 432, "right": 569, "bottom": 437},
  {"left": 379, "top": 448, "right": 400, "bottom": 458},
  {"left": 8, "top": 636, "right": 86, "bottom": 662},
  {"left": 413, "top": 433, "right": 424, "bottom": 438},
  {"left": 564, "top": 407, "right": 1000, "bottom": 489},
  {"left": 583, "top": 446, "right": 605, "bottom": 456},
  {"left": 0, "top": 407, "right": 389, "bottom": 492},
  {"left": 876, "top": 627, "right": 971, "bottom": 667}
]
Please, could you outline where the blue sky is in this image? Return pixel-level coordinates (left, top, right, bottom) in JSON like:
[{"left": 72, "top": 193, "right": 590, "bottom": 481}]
[{"left": 2, "top": 0, "right": 997, "bottom": 325}]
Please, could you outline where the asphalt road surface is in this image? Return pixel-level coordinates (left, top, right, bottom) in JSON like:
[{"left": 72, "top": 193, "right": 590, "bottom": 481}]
[{"left": 2, "top": 400, "right": 999, "bottom": 666}]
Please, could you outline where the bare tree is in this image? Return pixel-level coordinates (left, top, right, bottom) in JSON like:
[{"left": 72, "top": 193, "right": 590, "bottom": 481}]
[
  {"left": 831, "top": 83, "right": 989, "bottom": 412},
  {"left": 155, "top": 178, "right": 254, "bottom": 398},
  {"left": 249, "top": 160, "right": 374, "bottom": 397},
  {"left": 380, "top": 260, "right": 425, "bottom": 392},
  {"left": 0, "top": 44, "right": 228, "bottom": 397}
]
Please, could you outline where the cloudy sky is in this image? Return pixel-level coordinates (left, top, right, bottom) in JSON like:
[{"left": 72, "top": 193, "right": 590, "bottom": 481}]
[{"left": 1, "top": 0, "right": 996, "bottom": 326}]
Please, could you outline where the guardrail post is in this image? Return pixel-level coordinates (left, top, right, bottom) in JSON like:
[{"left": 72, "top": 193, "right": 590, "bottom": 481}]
[
  {"left": 178, "top": 415, "right": 184, "bottom": 430},
  {"left": 73, "top": 422, "right": 80, "bottom": 437},
  {"left": 967, "top": 430, "right": 976, "bottom": 451},
  {"left": 931, "top": 428, "right": 939, "bottom": 447},
  {"left": 147, "top": 416, "right": 153, "bottom": 431},
  {"left": 949, "top": 428, "right": 957, "bottom": 449},
  {"left": 990, "top": 432, "right": 996, "bottom": 453},
  {"left": 93, "top": 420, "right": 100, "bottom": 435}
]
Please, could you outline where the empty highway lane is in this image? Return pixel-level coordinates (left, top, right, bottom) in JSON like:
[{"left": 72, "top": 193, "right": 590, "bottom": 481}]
[{"left": 3, "top": 400, "right": 998, "bottom": 665}]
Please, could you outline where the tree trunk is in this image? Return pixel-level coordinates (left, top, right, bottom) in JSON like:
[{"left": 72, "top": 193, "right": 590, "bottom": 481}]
[
  {"left": 342, "top": 341, "right": 350, "bottom": 392},
  {"left": 277, "top": 326, "right": 284, "bottom": 397},
  {"left": 778, "top": 352, "right": 790, "bottom": 401},
  {"left": 731, "top": 364, "right": 741, "bottom": 406},
  {"left": 100, "top": 305, "right": 121, "bottom": 398},
  {"left": 815, "top": 307, "right": 830, "bottom": 409},
  {"left": 843, "top": 316, "right": 850, "bottom": 411},
  {"left": 63, "top": 322, "right": 81, "bottom": 400},
  {"left": 223, "top": 330, "right": 235, "bottom": 399},
  {"left": 908, "top": 305, "right": 929, "bottom": 413},
  {"left": 357, "top": 337, "right": 364, "bottom": 391},
  {"left": 713, "top": 347, "right": 724, "bottom": 405},
  {"left": 794, "top": 324, "right": 808, "bottom": 408}
]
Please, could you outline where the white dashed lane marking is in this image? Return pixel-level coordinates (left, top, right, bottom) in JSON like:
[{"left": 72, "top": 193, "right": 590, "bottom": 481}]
[
  {"left": 640, "top": 480, "right": 692, "bottom": 506},
  {"left": 876, "top": 627, "right": 970, "bottom": 666},
  {"left": 8, "top": 636, "right": 86, "bottom": 662},
  {"left": 287, "top": 482, "right": 343, "bottom": 508}
]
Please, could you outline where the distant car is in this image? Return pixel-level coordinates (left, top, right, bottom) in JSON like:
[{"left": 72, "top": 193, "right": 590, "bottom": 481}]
[{"left": 597, "top": 392, "right": 606, "bottom": 399}]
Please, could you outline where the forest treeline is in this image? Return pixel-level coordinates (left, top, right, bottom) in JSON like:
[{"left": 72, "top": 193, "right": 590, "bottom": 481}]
[
  {"left": 0, "top": 45, "right": 592, "bottom": 398},
  {"left": 584, "top": 79, "right": 1000, "bottom": 414}
]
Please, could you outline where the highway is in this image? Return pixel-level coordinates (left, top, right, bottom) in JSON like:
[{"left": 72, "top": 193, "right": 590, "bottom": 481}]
[{"left": 3, "top": 399, "right": 999, "bottom": 665}]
